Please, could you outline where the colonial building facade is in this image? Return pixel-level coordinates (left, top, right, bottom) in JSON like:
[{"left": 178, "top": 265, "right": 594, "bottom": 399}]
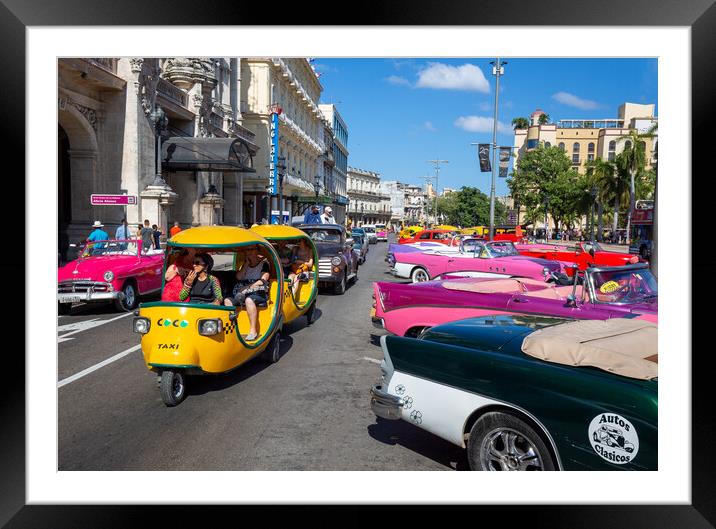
[
  {"left": 58, "top": 57, "right": 344, "bottom": 260},
  {"left": 347, "top": 167, "right": 391, "bottom": 226}
]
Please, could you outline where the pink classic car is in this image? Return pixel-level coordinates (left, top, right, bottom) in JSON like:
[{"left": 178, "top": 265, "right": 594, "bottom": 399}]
[
  {"left": 390, "top": 240, "right": 566, "bottom": 283},
  {"left": 373, "top": 263, "right": 658, "bottom": 337},
  {"left": 57, "top": 239, "right": 164, "bottom": 313}
]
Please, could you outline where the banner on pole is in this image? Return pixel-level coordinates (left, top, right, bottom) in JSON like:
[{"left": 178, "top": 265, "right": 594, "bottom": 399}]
[
  {"left": 268, "top": 112, "right": 279, "bottom": 196},
  {"left": 477, "top": 144, "right": 491, "bottom": 172},
  {"left": 498, "top": 147, "right": 512, "bottom": 178}
]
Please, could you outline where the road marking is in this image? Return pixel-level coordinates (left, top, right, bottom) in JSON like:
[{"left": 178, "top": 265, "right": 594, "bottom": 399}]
[
  {"left": 58, "top": 344, "right": 142, "bottom": 388},
  {"left": 362, "top": 357, "right": 381, "bottom": 365},
  {"left": 57, "top": 312, "right": 133, "bottom": 342}
]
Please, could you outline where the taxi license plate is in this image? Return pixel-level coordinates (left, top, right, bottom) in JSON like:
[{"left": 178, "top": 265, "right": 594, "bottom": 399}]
[{"left": 62, "top": 295, "right": 82, "bottom": 304}]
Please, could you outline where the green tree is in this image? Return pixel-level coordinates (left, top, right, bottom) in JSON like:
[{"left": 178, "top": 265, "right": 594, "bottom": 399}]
[
  {"left": 585, "top": 157, "right": 617, "bottom": 241},
  {"left": 617, "top": 128, "right": 655, "bottom": 244},
  {"left": 538, "top": 113, "right": 550, "bottom": 125},
  {"left": 599, "top": 153, "right": 631, "bottom": 239},
  {"left": 508, "top": 144, "right": 582, "bottom": 232},
  {"left": 437, "top": 187, "right": 506, "bottom": 227},
  {"left": 511, "top": 117, "right": 530, "bottom": 130}
]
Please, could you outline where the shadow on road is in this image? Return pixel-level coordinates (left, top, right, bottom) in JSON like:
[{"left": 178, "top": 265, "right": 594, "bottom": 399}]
[
  {"left": 367, "top": 417, "right": 470, "bottom": 471},
  {"left": 185, "top": 334, "right": 296, "bottom": 397}
]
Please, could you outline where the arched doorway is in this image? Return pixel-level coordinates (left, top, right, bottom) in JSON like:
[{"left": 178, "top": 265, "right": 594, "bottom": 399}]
[{"left": 58, "top": 125, "right": 71, "bottom": 261}]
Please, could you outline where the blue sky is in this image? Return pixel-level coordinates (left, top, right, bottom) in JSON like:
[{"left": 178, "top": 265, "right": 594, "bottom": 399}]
[{"left": 313, "top": 58, "right": 657, "bottom": 196}]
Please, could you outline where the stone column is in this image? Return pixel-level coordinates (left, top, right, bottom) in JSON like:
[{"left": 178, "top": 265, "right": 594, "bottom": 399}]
[
  {"left": 68, "top": 149, "right": 98, "bottom": 223},
  {"left": 140, "top": 184, "right": 178, "bottom": 240},
  {"left": 199, "top": 189, "right": 225, "bottom": 226}
]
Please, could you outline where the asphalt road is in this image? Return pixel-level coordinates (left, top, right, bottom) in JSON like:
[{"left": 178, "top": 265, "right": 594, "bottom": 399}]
[{"left": 58, "top": 235, "right": 469, "bottom": 471}]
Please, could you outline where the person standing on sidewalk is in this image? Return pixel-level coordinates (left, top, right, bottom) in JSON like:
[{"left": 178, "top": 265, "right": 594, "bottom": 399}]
[
  {"left": 115, "top": 218, "right": 130, "bottom": 249},
  {"left": 169, "top": 221, "right": 182, "bottom": 239},
  {"left": 303, "top": 205, "right": 322, "bottom": 224},
  {"left": 140, "top": 220, "right": 154, "bottom": 253},
  {"left": 152, "top": 224, "right": 162, "bottom": 250},
  {"left": 320, "top": 206, "right": 335, "bottom": 224}
]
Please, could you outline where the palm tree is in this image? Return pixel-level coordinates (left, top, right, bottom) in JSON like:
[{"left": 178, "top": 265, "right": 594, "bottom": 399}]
[
  {"left": 594, "top": 156, "right": 629, "bottom": 242},
  {"left": 538, "top": 113, "right": 551, "bottom": 125},
  {"left": 586, "top": 158, "right": 616, "bottom": 241},
  {"left": 616, "top": 127, "right": 656, "bottom": 244},
  {"left": 511, "top": 117, "right": 530, "bottom": 130}
]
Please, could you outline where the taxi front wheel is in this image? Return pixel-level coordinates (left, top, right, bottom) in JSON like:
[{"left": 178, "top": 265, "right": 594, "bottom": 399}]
[{"left": 160, "top": 370, "right": 186, "bottom": 407}]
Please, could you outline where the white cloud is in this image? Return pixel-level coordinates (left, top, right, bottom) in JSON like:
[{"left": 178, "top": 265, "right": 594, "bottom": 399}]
[
  {"left": 478, "top": 101, "right": 492, "bottom": 112},
  {"left": 552, "top": 91, "right": 600, "bottom": 110},
  {"left": 385, "top": 75, "right": 411, "bottom": 87},
  {"left": 416, "top": 63, "right": 490, "bottom": 92},
  {"left": 454, "top": 115, "right": 511, "bottom": 135},
  {"left": 423, "top": 121, "right": 437, "bottom": 132}
]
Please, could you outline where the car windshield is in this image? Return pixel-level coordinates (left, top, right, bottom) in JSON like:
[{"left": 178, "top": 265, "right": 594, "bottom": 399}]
[
  {"left": 80, "top": 240, "right": 140, "bottom": 258},
  {"left": 305, "top": 229, "right": 342, "bottom": 243},
  {"left": 590, "top": 267, "right": 658, "bottom": 303},
  {"left": 582, "top": 241, "right": 604, "bottom": 253},
  {"left": 363, "top": 227, "right": 375, "bottom": 233},
  {"left": 460, "top": 239, "right": 485, "bottom": 254},
  {"left": 484, "top": 241, "right": 520, "bottom": 257}
]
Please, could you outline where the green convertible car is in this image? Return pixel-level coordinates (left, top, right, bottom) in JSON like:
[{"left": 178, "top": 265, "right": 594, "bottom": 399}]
[{"left": 370, "top": 315, "right": 657, "bottom": 471}]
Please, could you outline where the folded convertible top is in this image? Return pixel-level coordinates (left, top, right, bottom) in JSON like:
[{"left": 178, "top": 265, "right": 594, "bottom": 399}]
[{"left": 521, "top": 318, "right": 657, "bottom": 380}]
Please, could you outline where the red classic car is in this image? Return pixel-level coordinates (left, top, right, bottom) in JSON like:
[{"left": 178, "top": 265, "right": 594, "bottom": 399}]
[
  {"left": 398, "top": 229, "right": 457, "bottom": 245},
  {"left": 57, "top": 239, "right": 165, "bottom": 313},
  {"left": 515, "top": 241, "right": 642, "bottom": 274}
]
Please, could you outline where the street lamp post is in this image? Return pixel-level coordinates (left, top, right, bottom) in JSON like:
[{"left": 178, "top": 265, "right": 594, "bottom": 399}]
[
  {"left": 488, "top": 58, "right": 506, "bottom": 241},
  {"left": 427, "top": 159, "right": 448, "bottom": 225},
  {"left": 149, "top": 105, "right": 169, "bottom": 186}
]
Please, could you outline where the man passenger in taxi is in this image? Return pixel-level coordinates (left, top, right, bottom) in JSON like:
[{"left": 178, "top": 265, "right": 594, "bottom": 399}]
[{"left": 224, "top": 246, "right": 270, "bottom": 341}]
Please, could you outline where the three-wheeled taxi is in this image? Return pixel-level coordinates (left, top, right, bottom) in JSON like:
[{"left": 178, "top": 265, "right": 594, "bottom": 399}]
[
  {"left": 132, "top": 226, "right": 284, "bottom": 406},
  {"left": 250, "top": 225, "right": 319, "bottom": 326}
]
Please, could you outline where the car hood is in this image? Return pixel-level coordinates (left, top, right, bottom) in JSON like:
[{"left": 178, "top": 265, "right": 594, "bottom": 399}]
[
  {"left": 421, "top": 314, "right": 571, "bottom": 353},
  {"left": 314, "top": 243, "right": 344, "bottom": 257},
  {"left": 58, "top": 255, "right": 143, "bottom": 282}
]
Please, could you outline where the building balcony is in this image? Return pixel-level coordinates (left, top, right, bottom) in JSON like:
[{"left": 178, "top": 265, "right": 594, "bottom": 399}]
[
  {"left": 87, "top": 58, "right": 118, "bottom": 74},
  {"left": 157, "top": 77, "right": 189, "bottom": 108}
]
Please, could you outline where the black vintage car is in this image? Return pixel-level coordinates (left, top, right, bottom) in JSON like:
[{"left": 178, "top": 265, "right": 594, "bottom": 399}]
[{"left": 299, "top": 224, "right": 359, "bottom": 294}]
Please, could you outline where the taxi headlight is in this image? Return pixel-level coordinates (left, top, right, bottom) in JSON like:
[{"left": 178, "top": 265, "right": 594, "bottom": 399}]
[
  {"left": 104, "top": 270, "right": 114, "bottom": 282},
  {"left": 133, "top": 317, "right": 150, "bottom": 334},
  {"left": 331, "top": 256, "right": 342, "bottom": 266},
  {"left": 198, "top": 318, "right": 222, "bottom": 336}
]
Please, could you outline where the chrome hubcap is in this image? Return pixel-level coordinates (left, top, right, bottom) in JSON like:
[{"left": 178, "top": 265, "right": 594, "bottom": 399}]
[
  {"left": 413, "top": 270, "right": 428, "bottom": 282},
  {"left": 480, "top": 428, "right": 544, "bottom": 471},
  {"left": 124, "top": 285, "right": 135, "bottom": 307},
  {"left": 172, "top": 373, "right": 183, "bottom": 398}
]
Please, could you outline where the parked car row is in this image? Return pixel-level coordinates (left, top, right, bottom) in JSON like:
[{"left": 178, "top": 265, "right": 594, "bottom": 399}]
[{"left": 370, "top": 235, "right": 658, "bottom": 471}]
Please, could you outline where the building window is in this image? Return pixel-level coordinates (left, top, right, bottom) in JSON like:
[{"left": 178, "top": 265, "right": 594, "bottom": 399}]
[
  {"left": 587, "top": 142, "right": 595, "bottom": 162},
  {"left": 558, "top": 142, "right": 565, "bottom": 151},
  {"left": 608, "top": 140, "right": 616, "bottom": 161},
  {"left": 544, "top": 141, "right": 551, "bottom": 148},
  {"left": 526, "top": 139, "right": 538, "bottom": 149}
]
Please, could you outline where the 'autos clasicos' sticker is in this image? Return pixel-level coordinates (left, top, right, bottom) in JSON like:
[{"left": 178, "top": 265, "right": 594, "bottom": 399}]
[{"left": 588, "top": 413, "right": 639, "bottom": 465}]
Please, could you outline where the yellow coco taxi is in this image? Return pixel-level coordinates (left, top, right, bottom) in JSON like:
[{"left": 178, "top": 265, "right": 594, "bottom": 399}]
[
  {"left": 132, "top": 226, "right": 284, "bottom": 406},
  {"left": 250, "top": 225, "right": 319, "bottom": 326},
  {"left": 399, "top": 225, "right": 423, "bottom": 239}
]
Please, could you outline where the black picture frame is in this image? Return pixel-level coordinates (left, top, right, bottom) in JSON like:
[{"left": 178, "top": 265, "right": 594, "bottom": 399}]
[{"left": 5, "top": 0, "right": 711, "bottom": 526}]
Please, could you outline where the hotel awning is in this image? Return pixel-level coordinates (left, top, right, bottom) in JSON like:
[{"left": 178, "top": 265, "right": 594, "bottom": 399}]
[{"left": 161, "top": 137, "right": 257, "bottom": 173}]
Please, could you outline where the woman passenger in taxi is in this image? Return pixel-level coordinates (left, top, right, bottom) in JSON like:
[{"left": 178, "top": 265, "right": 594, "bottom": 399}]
[
  {"left": 224, "top": 246, "right": 270, "bottom": 341},
  {"left": 162, "top": 248, "right": 195, "bottom": 302},
  {"left": 179, "top": 253, "right": 223, "bottom": 305},
  {"left": 289, "top": 240, "right": 313, "bottom": 298}
]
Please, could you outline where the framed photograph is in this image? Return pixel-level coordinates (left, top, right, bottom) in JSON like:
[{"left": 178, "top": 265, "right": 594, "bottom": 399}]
[{"left": 6, "top": 0, "right": 711, "bottom": 525}]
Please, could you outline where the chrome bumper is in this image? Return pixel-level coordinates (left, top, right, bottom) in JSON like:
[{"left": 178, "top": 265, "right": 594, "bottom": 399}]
[
  {"left": 58, "top": 291, "right": 124, "bottom": 304},
  {"left": 370, "top": 384, "right": 403, "bottom": 420},
  {"left": 371, "top": 316, "right": 384, "bottom": 329}
]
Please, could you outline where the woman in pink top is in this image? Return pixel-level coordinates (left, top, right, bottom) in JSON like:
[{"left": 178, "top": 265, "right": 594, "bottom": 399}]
[{"left": 161, "top": 248, "right": 194, "bottom": 302}]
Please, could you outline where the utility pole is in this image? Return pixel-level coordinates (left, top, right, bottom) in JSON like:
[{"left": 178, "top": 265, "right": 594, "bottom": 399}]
[
  {"left": 489, "top": 58, "right": 506, "bottom": 241},
  {"left": 420, "top": 175, "right": 437, "bottom": 225},
  {"left": 427, "top": 159, "right": 448, "bottom": 225}
]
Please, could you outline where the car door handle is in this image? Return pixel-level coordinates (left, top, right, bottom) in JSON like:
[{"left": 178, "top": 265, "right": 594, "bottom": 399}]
[{"left": 512, "top": 297, "right": 529, "bottom": 303}]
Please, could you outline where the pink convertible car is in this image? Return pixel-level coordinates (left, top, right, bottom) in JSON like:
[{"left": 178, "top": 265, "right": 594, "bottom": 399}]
[
  {"left": 57, "top": 239, "right": 164, "bottom": 313},
  {"left": 373, "top": 263, "right": 658, "bottom": 337},
  {"left": 390, "top": 240, "right": 565, "bottom": 283}
]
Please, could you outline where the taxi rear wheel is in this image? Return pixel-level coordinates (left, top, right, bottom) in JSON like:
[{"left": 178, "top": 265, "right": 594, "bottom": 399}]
[
  {"left": 159, "top": 370, "right": 186, "bottom": 407},
  {"left": 264, "top": 332, "right": 281, "bottom": 364}
]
